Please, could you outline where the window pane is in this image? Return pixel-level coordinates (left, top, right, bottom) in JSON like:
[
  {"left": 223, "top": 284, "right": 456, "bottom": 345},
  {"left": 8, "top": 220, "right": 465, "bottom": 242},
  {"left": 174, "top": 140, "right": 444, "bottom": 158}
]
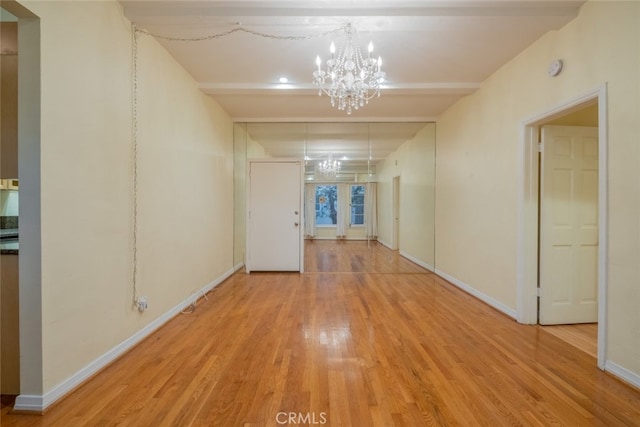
[
  {"left": 316, "top": 185, "right": 337, "bottom": 225},
  {"left": 350, "top": 185, "right": 365, "bottom": 225}
]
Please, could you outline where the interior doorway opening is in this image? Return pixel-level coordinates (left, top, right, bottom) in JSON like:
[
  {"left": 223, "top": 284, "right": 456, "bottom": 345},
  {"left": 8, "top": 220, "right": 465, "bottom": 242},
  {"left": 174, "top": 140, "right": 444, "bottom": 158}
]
[
  {"left": 517, "top": 86, "right": 608, "bottom": 370},
  {"left": 0, "top": 1, "right": 44, "bottom": 412}
]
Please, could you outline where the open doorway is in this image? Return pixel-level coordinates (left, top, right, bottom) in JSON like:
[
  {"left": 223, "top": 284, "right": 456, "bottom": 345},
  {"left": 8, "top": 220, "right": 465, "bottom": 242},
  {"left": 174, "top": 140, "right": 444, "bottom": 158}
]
[
  {"left": 517, "top": 86, "right": 608, "bottom": 369},
  {"left": 1, "top": 7, "right": 21, "bottom": 399},
  {"left": 0, "top": 1, "right": 43, "bottom": 412}
]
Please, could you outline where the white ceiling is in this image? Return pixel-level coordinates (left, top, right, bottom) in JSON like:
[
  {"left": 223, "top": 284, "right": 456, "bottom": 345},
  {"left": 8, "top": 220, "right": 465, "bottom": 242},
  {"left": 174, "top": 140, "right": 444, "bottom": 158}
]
[{"left": 121, "top": 0, "right": 584, "bottom": 159}]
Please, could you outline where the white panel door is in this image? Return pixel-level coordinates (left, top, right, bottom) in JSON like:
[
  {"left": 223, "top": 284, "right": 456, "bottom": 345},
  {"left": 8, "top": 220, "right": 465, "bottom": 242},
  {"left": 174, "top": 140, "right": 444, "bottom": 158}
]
[
  {"left": 248, "top": 161, "right": 302, "bottom": 272},
  {"left": 539, "top": 126, "right": 598, "bottom": 325}
]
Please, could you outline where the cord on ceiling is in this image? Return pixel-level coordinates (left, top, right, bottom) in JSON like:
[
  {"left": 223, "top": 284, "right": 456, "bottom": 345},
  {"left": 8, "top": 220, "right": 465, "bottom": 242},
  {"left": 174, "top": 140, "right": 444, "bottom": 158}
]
[{"left": 133, "top": 23, "right": 347, "bottom": 43}]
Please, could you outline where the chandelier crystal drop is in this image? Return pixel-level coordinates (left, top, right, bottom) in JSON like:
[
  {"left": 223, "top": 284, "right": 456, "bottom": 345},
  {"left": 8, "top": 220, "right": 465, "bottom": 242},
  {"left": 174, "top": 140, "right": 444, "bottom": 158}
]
[
  {"left": 313, "top": 23, "right": 386, "bottom": 114},
  {"left": 316, "top": 154, "right": 342, "bottom": 177}
]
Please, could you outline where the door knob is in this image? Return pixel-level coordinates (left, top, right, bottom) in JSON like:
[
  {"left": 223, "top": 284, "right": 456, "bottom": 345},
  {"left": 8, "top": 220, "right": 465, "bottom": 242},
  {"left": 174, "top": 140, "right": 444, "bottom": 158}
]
[
  {"left": 294, "top": 211, "right": 299, "bottom": 215},
  {"left": 294, "top": 222, "right": 299, "bottom": 227}
]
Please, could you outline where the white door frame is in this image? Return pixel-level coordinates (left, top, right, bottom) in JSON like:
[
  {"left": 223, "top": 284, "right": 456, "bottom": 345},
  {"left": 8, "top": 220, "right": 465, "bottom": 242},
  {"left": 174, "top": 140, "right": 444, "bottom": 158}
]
[
  {"left": 392, "top": 175, "right": 400, "bottom": 250},
  {"left": 246, "top": 158, "right": 304, "bottom": 273},
  {"left": 516, "top": 84, "right": 608, "bottom": 370}
]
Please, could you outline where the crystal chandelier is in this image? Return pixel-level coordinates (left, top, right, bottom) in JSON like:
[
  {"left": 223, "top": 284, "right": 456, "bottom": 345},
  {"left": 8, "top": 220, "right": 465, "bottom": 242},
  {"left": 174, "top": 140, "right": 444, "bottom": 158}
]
[
  {"left": 313, "top": 23, "right": 386, "bottom": 114},
  {"left": 316, "top": 154, "right": 342, "bottom": 177}
]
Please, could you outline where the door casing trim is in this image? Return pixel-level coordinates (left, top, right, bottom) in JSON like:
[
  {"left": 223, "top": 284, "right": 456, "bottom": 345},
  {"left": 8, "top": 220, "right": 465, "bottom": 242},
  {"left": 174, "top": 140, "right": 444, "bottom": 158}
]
[{"left": 516, "top": 84, "right": 608, "bottom": 370}]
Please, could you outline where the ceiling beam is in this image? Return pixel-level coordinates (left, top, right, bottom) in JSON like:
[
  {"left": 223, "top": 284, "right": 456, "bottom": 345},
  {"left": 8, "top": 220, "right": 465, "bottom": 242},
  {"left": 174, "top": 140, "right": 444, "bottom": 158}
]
[
  {"left": 122, "top": 1, "right": 585, "bottom": 20},
  {"left": 199, "top": 82, "right": 481, "bottom": 95}
]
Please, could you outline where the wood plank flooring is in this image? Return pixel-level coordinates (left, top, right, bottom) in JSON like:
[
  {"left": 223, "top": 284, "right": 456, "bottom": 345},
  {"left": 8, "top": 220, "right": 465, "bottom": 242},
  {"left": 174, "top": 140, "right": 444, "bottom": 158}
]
[
  {"left": 541, "top": 323, "right": 598, "bottom": 359},
  {"left": 2, "top": 240, "right": 640, "bottom": 426}
]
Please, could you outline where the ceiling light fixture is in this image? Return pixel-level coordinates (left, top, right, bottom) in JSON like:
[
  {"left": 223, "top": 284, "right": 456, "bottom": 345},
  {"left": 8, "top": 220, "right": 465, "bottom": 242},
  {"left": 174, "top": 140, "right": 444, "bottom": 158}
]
[
  {"left": 313, "top": 23, "right": 386, "bottom": 115},
  {"left": 316, "top": 154, "right": 342, "bottom": 178}
]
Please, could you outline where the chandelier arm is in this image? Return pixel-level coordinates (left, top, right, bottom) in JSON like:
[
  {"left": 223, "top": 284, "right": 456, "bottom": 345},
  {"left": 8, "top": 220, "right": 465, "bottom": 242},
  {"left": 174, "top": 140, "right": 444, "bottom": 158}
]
[
  {"left": 320, "top": 87, "right": 334, "bottom": 97},
  {"left": 360, "top": 90, "right": 381, "bottom": 102}
]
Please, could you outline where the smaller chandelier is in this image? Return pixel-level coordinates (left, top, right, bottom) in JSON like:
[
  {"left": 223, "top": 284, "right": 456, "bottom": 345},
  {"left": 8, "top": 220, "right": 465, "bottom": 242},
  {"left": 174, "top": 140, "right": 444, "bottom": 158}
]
[
  {"left": 313, "top": 23, "right": 386, "bottom": 114},
  {"left": 316, "top": 154, "right": 342, "bottom": 177}
]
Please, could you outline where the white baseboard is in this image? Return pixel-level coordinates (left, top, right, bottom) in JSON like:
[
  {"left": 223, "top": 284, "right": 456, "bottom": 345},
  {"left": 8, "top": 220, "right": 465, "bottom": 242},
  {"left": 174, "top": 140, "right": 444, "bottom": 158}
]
[
  {"left": 307, "top": 236, "right": 369, "bottom": 241},
  {"left": 434, "top": 268, "right": 517, "bottom": 319},
  {"left": 605, "top": 360, "right": 640, "bottom": 390},
  {"left": 12, "top": 394, "right": 43, "bottom": 413},
  {"left": 399, "top": 250, "right": 434, "bottom": 272},
  {"left": 432, "top": 272, "right": 640, "bottom": 390},
  {"left": 233, "top": 262, "right": 244, "bottom": 273},
  {"left": 14, "top": 266, "right": 236, "bottom": 413},
  {"left": 377, "top": 239, "right": 393, "bottom": 250}
]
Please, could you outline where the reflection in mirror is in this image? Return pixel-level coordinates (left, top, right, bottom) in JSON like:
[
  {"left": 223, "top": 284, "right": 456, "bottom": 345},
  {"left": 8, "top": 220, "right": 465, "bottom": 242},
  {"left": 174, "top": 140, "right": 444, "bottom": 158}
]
[
  {"left": 233, "top": 122, "right": 436, "bottom": 272},
  {"left": 233, "top": 123, "right": 248, "bottom": 268}
]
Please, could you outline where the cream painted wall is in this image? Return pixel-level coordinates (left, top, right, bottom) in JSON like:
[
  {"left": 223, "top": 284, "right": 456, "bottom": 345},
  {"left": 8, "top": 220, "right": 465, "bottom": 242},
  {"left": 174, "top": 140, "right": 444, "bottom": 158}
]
[
  {"left": 377, "top": 123, "right": 436, "bottom": 269},
  {"left": 23, "top": 0, "right": 234, "bottom": 394},
  {"left": 435, "top": 1, "right": 639, "bottom": 375}
]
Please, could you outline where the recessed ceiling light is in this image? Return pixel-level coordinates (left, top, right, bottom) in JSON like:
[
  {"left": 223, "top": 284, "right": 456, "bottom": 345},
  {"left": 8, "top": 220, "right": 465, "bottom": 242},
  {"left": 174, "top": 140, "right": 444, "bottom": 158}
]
[{"left": 279, "top": 77, "right": 289, "bottom": 84}]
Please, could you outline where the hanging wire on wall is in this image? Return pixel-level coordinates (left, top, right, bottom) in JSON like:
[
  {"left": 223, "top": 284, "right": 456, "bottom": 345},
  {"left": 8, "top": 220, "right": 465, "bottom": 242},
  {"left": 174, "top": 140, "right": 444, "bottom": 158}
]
[{"left": 131, "top": 24, "right": 140, "bottom": 309}]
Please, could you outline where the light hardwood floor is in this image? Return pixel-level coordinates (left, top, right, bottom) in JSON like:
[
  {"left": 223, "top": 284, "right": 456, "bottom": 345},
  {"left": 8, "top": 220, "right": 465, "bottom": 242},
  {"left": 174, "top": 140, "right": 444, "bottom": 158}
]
[
  {"left": 541, "top": 323, "right": 598, "bottom": 359},
  {"left": 2, "top": 240, "right": 639, "bottom": 426}
]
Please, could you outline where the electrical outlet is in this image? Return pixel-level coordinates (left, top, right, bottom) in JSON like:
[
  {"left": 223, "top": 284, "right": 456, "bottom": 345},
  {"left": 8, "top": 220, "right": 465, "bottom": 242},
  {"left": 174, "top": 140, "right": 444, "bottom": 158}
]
[{"left": 136, "top": 296, "right": 148, "bottom": 312}]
